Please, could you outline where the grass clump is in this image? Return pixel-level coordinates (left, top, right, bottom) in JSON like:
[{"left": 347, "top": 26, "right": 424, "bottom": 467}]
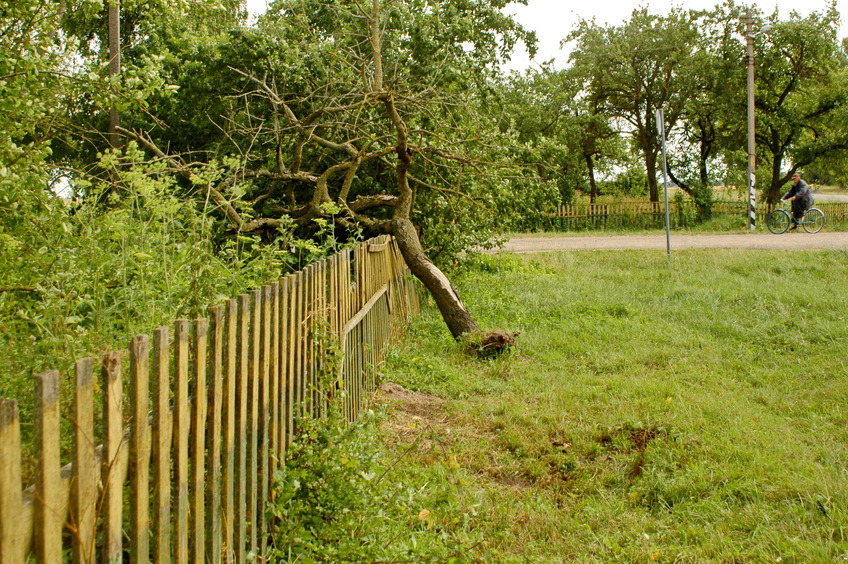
[{"left": 378, "top": 249, "right": 848, "bottom": 562}]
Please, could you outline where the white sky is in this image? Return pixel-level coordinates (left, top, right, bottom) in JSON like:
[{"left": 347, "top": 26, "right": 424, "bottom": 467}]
[
  {"left": 502, "top": 0, "right": 846, "bottom": 70},
  {"left": 245, "top": 0, "right": 846, "bottom": 70}
]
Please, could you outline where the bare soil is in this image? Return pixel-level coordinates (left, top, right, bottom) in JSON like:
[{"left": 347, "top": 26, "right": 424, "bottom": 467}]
[{"left": 502, "top": 231, "right": 848, "bottom": 253}]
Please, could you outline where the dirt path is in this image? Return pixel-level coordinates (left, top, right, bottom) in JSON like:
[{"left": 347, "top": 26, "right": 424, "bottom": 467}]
[{"left": 502, "top": 232, "right": 848, "bottom": 252}]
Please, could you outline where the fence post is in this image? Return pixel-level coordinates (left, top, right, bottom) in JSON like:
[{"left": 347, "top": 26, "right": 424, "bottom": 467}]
[
  {"left": 71, "top": 358, "right": 97, "bottom": 564},
  {"left": 101, "top": 351, "right": 124, "bottom": 564},
  {"left": 34, "top": 370, "right": 62, "bottom": 563},
  {"left": 0, "top": 399, "right": 24, "bottom": 564},
  {"left": 191, "top": 318, "right": 208, "bottom": 564},
  {"left": 151, "top": 328, "right": 172, "bottom": 563},
  {"left": 222, "top": 299, "right": 238, "bottom": 563},
  {"left": 129, "top": 336, "right": 151, "bottom": 564},
  {"left": 207, "top": 306, "right": 224, "bottom": 564},
  {"left": 174, "top": 320, "right": 190, "bottom": 563}
]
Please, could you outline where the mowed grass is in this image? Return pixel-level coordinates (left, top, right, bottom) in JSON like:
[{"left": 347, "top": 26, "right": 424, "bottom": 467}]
[{"left": 380, "top": 249, "right": 848, "bottom": 563}]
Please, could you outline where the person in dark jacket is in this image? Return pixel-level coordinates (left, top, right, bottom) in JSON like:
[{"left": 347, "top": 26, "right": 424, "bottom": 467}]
[{"left": 781, "top": 173, "right": 814, "bottom": 230}]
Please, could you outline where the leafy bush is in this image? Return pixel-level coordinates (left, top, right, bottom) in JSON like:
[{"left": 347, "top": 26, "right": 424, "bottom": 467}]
[{"left": 268, "top": 405, "right": 478, "bottom": 563}]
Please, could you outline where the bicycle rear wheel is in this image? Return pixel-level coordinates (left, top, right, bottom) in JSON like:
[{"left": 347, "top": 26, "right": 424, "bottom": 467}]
[
  {"left": 802, "top": 208, "right": 825, "bottom": 233},
  {"left": 767, "top": 209, "right": 791, "bottom": 234}
]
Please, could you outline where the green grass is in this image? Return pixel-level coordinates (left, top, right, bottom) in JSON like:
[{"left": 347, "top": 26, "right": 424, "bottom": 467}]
[{"left": 379, "top": 249, "right": 848, "bottom": 563}]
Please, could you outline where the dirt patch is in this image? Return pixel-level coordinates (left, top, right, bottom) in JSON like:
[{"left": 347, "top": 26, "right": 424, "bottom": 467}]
[
  {"left": 596, "top": 426, "right": 666, "bottom": 453},
  {"left": 375, "top": 382, "right": 451, "bottom": 450},
  {"left": 630, "top": 427, "right": 663, "bottom": 452},
  {"left": 502, "top": 232, "right": 848, "bottom": 252}
]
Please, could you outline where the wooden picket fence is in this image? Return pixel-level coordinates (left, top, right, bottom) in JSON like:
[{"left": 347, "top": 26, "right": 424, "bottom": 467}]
[
  {"left": 549, "top": 200, "right": 848, "bottom": 230},
  {"left": 0, "top": 234, "right": 420, "bottom": 563}
]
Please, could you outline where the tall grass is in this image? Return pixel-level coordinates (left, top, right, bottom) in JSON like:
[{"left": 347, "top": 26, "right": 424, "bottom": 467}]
[{"left": 380, "top": 249, "right": 848, "bottom": 562}]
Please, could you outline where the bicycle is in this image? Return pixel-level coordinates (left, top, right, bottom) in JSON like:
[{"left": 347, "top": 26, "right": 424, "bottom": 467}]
[{"left": 766, "top": 201, "right": 825, "bottom": 234}]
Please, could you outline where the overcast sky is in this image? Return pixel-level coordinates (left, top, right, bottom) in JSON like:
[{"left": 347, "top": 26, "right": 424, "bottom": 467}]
[
  {"left": 502, "top": 0, "right": 846, "bottom": 70},
  {"left": 245, "top": 0, "right": 846, "bottom": 70}
]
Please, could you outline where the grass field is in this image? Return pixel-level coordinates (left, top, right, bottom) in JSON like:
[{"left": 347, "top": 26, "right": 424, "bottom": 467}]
[{"left": 379, "top": 249, "right": 848, "bottom": 562}]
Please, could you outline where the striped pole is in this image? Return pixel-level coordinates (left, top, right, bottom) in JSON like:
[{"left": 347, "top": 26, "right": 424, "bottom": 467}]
[{"left": 746, "top": 10, "right": 758, "bottom": 230}]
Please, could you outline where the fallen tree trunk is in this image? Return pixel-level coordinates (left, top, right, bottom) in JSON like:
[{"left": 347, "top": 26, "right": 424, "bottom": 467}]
[{"left": 391, "top": 216, "right": 480, "bottom": 339}]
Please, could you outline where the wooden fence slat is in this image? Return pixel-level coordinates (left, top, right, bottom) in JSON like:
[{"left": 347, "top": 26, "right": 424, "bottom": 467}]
[
  {"left": 270, "top": 284, "right": 280, "bottom": 465},
  {"left": 259, "top": 285, "right": 272, "bottom": 557},
  {"left": 152, "top": 327, "right": 172, "bottom": 564},
  {"left": 294, "top": 272, "right": 304, "bottom": 420},
  {"left": 174, "top": 320, "right": 190, "bottom": 563},
  {"left": 191, "top": 318, "right": 208, "bottom": 564},
  {"left": 306, "top": 265, "right": 316, "bottom": 416},
  {"left": 102, "top": 351, "right": 124, "bottom": 564},
  {"left": 222, "top": 299, "right": 238, "bottom": 563},
  {"left": 34, "top": 370, "right": 62, "bottom": 563},
  {"left": 248, "top": 289, "right": 261, "bottom": 556},
  {"left": 283, "top": 277, "right": 295, "bottom": 449},
  {"left": 0, "top": 398, "right": 24, "bottom": 564},
  {"left": 236, "top": 295, "right": 249, "bottom": 564},
  {"left": 207, "top": 306, "right": 224, "bottom": 564},
  {"left": 71, "top": 358, "right": 96, "bottom": 564},
  {"left": 129, "top": 336, "right": 151, "bottom": 564}
]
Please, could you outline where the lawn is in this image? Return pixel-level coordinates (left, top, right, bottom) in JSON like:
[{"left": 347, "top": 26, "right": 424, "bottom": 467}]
[{"left": 378, "top": 249, "right": 848, "bottom": 562}]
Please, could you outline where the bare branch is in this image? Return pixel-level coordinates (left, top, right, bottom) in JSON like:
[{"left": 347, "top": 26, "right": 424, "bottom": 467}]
[{"left": 118, "top": 127, "right": 245, "bottom": 228}]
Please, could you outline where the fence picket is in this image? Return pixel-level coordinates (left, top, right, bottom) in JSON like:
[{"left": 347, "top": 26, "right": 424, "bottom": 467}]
[
  {"left": 173, "top": 320, "right": 190, "bottom": 563},
  {"left": 192, "top": 318, "right": 208, "bottom": 564},
  {"left": 283, "top": 276, "right": 295, "bottom": 449},
  {"left": 0, "top": 399, "right": 24, "bottom": 564},
  {"left": 152, "top": 328, "right": 172, "bottom": 563},
  {"left": 248, "top": 290, "right": 261, "bottom": 556},
  {"left": 70, "top": 358, "right": 96, "bottom": 564},
  {"left": 129, "top": 336, "right": 151, "bottom": 563},
  {"left": 222, "top": 299, "right": 238, "bottom": 563},
  {"left": 101, "top": 352, "right": 123, "bottom": 564},
  {"left": 34, "top": 370, "right": 61, "bottom": 563},
  {"left": 207, "top": 306, "right": 224, "bottom": 564},
  {"left": 235, "top": 295, "right": 249, "bottom": 564},
  {"left": 259, "top": 286, "right": 272, "bottom": 556}
]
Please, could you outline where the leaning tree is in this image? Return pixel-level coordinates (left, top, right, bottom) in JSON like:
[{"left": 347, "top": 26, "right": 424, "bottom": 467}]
[{"left": 122, "top": 0, "right": 542, "bottom": 347}]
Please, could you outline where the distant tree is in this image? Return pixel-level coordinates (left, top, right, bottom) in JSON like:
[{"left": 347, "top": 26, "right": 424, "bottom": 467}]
[
  {"left": 495, "top": 66, "right": 624, "bottom": 204},
  {"left": 754, "top": 5, "right": 848, "bottom": 203},
  {"left": 120, "top": 0, "right": 541, "bottom": 345},
  {"left": 666, "top": 2, "right": 748, "bottom": 217},
  {"left": 568, "top": 9, "right": 700, "bottom": 202}
]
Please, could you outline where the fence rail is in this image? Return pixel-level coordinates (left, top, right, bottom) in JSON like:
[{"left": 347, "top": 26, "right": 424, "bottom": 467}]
[{"left": 0, "top": 234, "right": 420, "bottom": 563}]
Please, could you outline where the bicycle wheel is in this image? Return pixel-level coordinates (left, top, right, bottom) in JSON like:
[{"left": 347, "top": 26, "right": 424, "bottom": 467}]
[
  {"left": 767, "top": 209, "right": 791, "bottom": 234},
  {"left": 802, "top": 208, "right": 825, "bottom": 233}
]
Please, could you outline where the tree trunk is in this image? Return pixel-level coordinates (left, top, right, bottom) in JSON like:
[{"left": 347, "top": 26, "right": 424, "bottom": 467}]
[
  {"left": 585, "top": 153, "right": 598, "bottom": 203},
  {"left": 391, "top": 216, "right": 480, "bottom": 340}
]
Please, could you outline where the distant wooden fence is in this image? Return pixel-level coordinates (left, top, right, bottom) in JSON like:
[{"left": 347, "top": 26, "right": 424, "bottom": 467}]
[
  {"left": 0, "top": 234, "right": 420, "bottom": 563},
  {"left": 549, "top": 200, "right": 848, "bottom": 230}
]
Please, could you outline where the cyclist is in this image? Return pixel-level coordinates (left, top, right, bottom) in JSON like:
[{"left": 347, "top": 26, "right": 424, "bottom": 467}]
[{"left": 781, "top": 172, "right": 814, "bottom": 231}]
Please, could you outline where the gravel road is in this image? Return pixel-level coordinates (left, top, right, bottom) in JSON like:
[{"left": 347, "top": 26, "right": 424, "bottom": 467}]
[{"left": 502, "top": 232, "right": 848, "bottom": 252}]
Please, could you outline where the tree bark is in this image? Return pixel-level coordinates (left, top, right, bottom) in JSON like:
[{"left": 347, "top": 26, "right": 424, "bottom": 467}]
[
  {"left": 391, "top": 217, "right": 480, "bottom": 340},
  {"left": 585, "top": 153, "right": 598, "bottom": 203}
]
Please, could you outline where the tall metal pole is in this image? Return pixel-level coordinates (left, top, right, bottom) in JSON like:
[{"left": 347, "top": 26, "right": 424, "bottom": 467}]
[
  {"left": 656, "top": 109, "right": 672, "bottom": 258},
  {"left": 745, "top": 10, "right": 757, "bottom": 230}
]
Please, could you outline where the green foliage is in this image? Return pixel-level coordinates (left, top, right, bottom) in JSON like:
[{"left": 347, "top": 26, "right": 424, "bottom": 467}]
[
  {"left": 755, "top": 7, "right": 848, "bottom": 202},
  {"left": 0, "top": 146, "right": 309, "bottom": 465},
  {"left": 268, "top": 407, "right": 480, "bottom": 562}
]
